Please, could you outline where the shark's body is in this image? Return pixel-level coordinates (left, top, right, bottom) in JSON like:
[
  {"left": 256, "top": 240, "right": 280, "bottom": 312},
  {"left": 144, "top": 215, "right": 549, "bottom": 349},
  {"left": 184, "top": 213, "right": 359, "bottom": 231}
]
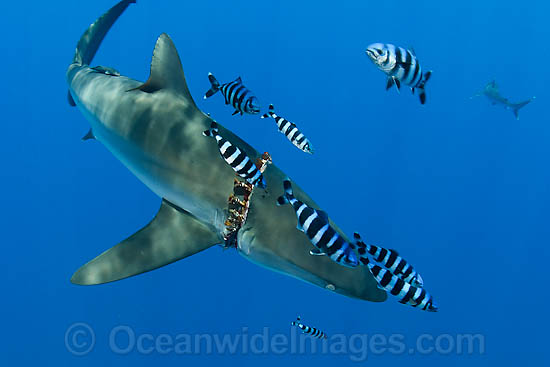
[
  {"left": 473, "top": 80, "right": 534, "bottom": 120},
  {"left": 66, "top": 0, "right": 386, "bottom": 302}
]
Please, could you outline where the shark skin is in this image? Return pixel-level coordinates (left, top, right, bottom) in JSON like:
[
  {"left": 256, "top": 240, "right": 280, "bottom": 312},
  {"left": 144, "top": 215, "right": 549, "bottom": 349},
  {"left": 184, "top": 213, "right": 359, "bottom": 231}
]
[
  {"left": 67, "top": 0, "right": 386, "bottom": 302},
  {"left": 473, "top": 80, "right": 535, "bottom": 120}
]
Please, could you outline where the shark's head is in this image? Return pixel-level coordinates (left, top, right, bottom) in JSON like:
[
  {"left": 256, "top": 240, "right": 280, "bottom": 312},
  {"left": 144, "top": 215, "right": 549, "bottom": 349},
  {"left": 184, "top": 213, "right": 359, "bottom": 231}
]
[
  {"left": 365, "top": 43, "right": 389, "bottom": 67},
  {"left": 245, "top": 97, "right": 261, "bottom": 114}
]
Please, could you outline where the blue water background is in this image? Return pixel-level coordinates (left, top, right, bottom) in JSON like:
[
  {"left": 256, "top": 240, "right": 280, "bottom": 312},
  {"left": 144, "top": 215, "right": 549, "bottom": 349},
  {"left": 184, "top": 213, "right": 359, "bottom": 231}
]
[{"left": 1, "top": 0, "right": 548, "bottom": 365}]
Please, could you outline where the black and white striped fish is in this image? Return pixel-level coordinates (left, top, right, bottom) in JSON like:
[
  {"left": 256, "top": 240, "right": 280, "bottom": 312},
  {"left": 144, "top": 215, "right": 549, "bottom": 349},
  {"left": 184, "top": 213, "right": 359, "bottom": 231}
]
[
  {"left": 353, "top": 233, "right": 423, "bottom": 287},
  {"left": 291, "top": 317, "right": 327, "bottom": 339},
  {"left": 261, "top": 105, "right": 314, "bottom": 154},
  {"left": 277, "top": 180, "right": 359, "bottom": 268},
  {"left": 365, "top": 43, "right": 432, "bottom": 104},
  {"left": 203, "top": 122, "right": 266, "bottom": 188},
  {"left": 354, "top": 236, "right": 438, "bottom": 312},
  {"left": 361, "top": 256, "right": 438, "bottom": 312},
  {"left": 204, "top": 73, "right": 261, "bottom": 115}
]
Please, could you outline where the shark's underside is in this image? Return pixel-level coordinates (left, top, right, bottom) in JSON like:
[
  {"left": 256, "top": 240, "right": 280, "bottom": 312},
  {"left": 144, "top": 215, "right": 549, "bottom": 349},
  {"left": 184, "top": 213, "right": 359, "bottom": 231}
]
[{"left": 66, "top": 0, "right": 386, "bottom": 302}]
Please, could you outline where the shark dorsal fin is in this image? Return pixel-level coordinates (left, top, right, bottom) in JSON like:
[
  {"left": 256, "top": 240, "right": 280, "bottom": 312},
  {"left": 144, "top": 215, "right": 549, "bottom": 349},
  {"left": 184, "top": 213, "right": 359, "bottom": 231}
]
[{"left": 131, "top": 33, "right": 194, "bottom": 102}]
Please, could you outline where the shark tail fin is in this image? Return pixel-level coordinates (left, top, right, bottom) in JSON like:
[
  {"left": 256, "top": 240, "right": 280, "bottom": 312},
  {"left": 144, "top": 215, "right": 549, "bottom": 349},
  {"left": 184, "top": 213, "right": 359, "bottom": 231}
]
[
  {"left": 204, "top": 73, "right": 221, "bottom": 99},
  {"left": 68, "top": 0, "right": 136, "bottom": 107},
  {"left": 261, "top": 104, "right": 275, "bottom": 119},
  {"left": 417, "top": 70, "right": 432, "bottom": 105},
  {"left": 202, "top": 121, "right": 219, "bottom": 137},
  {"left": 72, "top": 0, "right": 136, "bottom": 66},
  {"left": 512, "top": 97, "right": 535, "bottom": 120},
  {"left": 277, "top": 180, "right": 294, "bottom": 205}
]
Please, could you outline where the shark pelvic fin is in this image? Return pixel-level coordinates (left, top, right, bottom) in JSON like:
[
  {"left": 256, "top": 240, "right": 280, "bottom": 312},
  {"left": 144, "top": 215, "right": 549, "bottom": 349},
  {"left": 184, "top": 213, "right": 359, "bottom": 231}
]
[
  {"left": 68, "top": 90, "right": 76, "bottom": 106},
  {"left": 71, "top": 199, "right": 221, "bottom": 285},
  {"left": 82, "top": 129, "right": 95, "bottom": 141},
  {"left": 128, "top": 34, "right": 195, "bottom": 103}
]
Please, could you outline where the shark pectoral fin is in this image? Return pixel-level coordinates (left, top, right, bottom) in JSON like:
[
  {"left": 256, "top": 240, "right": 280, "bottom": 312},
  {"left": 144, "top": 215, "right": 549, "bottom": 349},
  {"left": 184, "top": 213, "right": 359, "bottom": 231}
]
[
  {"left": 71, "top": 199, "right": 221, "bottom": 285},
  {"left": 128, "top": 34, "right": 195, "bottom": 104}
]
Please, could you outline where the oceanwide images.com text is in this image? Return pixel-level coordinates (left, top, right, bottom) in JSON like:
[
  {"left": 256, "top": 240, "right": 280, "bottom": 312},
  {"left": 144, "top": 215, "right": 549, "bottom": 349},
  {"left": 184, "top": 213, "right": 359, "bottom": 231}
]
[{"left": 65, "top": 323, "right": 485, "bottom": 361}]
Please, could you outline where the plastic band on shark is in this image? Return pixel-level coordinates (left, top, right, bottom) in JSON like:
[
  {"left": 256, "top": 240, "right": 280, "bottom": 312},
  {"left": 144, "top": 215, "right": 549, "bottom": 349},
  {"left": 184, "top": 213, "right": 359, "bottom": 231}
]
[{"left": 223, "top": 152, "right": 272, "bottom": 248}]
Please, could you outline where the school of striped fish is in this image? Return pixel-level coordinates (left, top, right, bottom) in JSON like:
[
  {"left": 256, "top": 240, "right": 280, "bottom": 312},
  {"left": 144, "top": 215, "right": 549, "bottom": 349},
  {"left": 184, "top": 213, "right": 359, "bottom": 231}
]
[{"left": 203, "top": 41, "right": 441, "bottom": 322}]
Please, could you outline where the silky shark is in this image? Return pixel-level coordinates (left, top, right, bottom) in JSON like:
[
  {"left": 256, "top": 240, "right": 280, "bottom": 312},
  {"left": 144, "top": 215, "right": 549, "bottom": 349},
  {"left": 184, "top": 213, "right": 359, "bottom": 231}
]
[
  {"left": 472, "top": 80, "right": 535, "bottom": 120},
  {"left": 66, "top": 0, "right": 386, "bottom": 302}
]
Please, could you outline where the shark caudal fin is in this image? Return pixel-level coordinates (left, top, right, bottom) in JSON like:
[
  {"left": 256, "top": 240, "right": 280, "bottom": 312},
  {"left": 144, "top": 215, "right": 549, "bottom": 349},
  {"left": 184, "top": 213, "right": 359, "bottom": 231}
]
[
  {"left": 71, "top": 199, "right": 221, "bottom": 285},
  {"left": 204, "top": 73, "right": 221, "bottom": 99},
  {"left": 276, "top": 180, "right": 294, "bottom": 205},
  {"left": 512, "top": 97, "right": 535, "bottom": 120},
  {"left": 72, "top": 0, "right": 136, "bottom": 66},
  {"left": 67, "top": 0, "right": 136, "bottom": 106},
  {"left": 418, "top": 70, "right": 432, "bottom": 105}
]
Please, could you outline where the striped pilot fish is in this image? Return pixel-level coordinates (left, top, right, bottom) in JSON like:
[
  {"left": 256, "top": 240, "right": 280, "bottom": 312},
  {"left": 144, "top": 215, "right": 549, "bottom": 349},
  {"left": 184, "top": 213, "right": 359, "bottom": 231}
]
[
  {"left": 365, "top": 43, "right": 432, "bottom": 104},
  {"left": 261, "top": 105, "right": 314, "bottom": 154},
  {"left": 204, "top": 73, "right": 261, "bottom": 115},
  {"left": 203, "top": 122, "right": 266, "bottom": 188},
  {"left": 354, "top": 234, "right": 438, "bottom": 312},
  {"left": 353, "top": 233, "right": 423, "bottom": 287},
  {"left": 291, "top": 317, "right": 327, "bottom": 339},
  {"left": 277, "top": 180, "right": 359, "bottom": 267}
]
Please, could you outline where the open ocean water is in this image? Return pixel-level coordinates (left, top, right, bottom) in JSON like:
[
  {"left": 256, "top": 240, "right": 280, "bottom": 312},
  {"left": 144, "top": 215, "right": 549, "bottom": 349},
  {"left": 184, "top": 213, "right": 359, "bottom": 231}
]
[{"left": 1, "top": 0, "right": 548, "bottom": 365}]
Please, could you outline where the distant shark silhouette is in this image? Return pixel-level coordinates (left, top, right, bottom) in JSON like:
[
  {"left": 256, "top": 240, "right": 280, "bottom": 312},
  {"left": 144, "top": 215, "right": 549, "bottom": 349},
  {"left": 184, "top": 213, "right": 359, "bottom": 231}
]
[
  {"left": 66, "top": 0, "right": 386, "bottom": 302},
  {"left": 472, "top": 80, "right": 535, "bottom": 120}
]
